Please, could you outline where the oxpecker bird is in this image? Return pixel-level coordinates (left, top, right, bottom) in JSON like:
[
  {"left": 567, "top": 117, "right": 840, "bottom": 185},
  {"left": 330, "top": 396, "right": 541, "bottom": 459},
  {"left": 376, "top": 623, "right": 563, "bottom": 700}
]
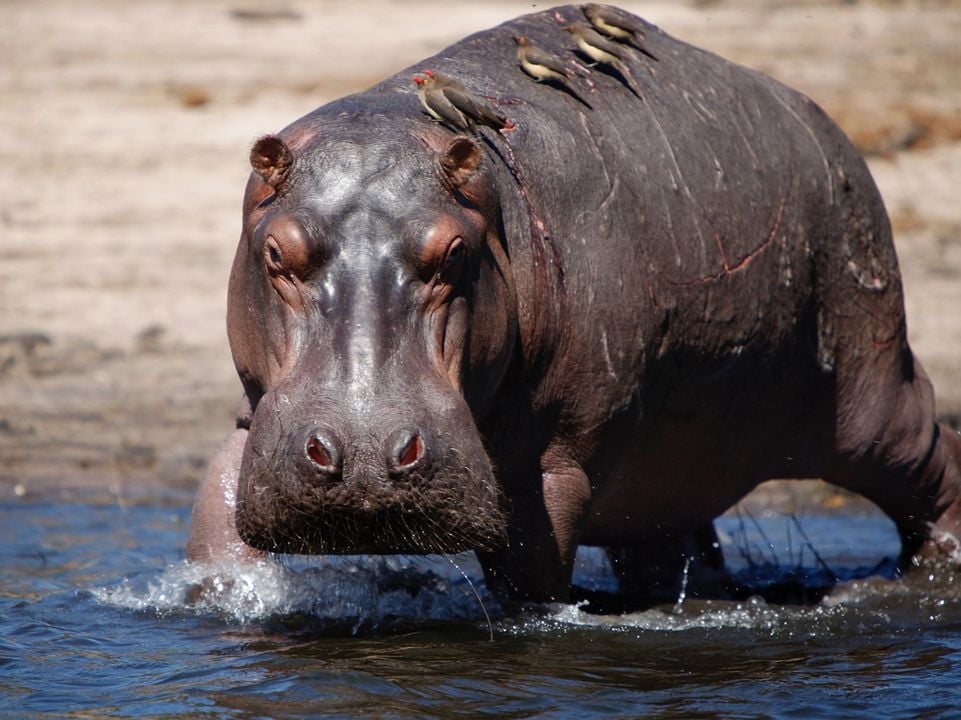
[
  {"left": 565, "top": 22, "right": 642, "bottom": 96},
  {"left": 417, "top": 70, "right": 513, "bottom": 132},
  {"left": 514, "top": 35, "right": 590, "bottom": 106},
  {"left": 413, "top": 74, "right": 469, "bottom": 131},
  {"left": 583, "top": 3, "right": 658, "bottom": 60},
  {"left": 429, "top": 71, "right": 513, "bottom": 131}
]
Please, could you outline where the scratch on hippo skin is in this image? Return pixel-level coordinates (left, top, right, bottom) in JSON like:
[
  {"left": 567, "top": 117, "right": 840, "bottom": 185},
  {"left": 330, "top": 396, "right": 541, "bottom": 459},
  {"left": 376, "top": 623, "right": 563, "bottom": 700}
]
[
  {"left": 669, "top": 194, "right": 787, "bottom": 287},
  {"left": 479, "top": 132, "right": 556, "bottom": 270},
  {"left": 733, "top": 113, "right": 761, "bottom": 169},
  {"left": 600, "top": 330, "right": 618, "bottom": 381},
  {"left": 641, "top": 96, "right": 709, "bottom": 267},
  {"left": 712, "top": 154, "right": 724, "bottom": 191},
  {"left": 713, "top": 231, "right": 730, "bottom": 269},
  {"left": 770, "top": 91, "right": 836, "bottom": 206},
  {"left": 577, "top": 113, "right": 619, "bottom": 220},
  {"left": 683, "top": 89, "right": 719, "bottom": 125},
  {"left": 872, "top": 332, "right": 898, "bottom": 349},
  {"left": 578, "top": 113, "right": 612, "bottom": 190},
  {"left": 657, "top": 187, "right": 682, "bottom": 268},
  {"left": 598, "top": 176, "right": 620, "bottom": 215}
]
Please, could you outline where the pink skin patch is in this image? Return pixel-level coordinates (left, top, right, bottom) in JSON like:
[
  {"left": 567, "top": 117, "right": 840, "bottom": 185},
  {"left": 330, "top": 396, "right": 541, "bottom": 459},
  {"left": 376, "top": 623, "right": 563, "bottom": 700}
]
[
  {"left": 397, "top": 434, "right": 424, "bottom": 468},
  {"left": 306, "top": 436, "right": 333, "bottom": 468}
]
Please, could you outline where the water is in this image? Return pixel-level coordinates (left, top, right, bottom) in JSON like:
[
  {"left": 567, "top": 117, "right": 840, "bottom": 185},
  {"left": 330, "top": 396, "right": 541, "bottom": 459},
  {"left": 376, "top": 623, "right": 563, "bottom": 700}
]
[{"left": 5, "top": 497, "right": 961, "bottom": 718}]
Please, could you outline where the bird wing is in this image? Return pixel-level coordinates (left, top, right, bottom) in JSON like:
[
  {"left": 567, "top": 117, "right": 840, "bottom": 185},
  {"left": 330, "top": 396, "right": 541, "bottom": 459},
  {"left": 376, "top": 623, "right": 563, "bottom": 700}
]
[
  {"left": 583, "top": 27, "right": 625, "bottom": 58},
  {"left": 442, "top": 86, "right": 504, "bottom": 127},
  {"left": 526, "top": 44, "right": 569, "bottom": 77},
  {"left": 597, "top": 6, "right": 647, "bottom": 36},
  {"left": 426, "top": 87, "right": 468, "bottom": 129}
]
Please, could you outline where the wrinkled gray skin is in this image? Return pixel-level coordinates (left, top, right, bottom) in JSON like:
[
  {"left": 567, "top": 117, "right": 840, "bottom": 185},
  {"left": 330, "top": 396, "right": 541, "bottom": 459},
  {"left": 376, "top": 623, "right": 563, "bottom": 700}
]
[{"left": 188, "top": 5, "right": 961, "bottom": 603}]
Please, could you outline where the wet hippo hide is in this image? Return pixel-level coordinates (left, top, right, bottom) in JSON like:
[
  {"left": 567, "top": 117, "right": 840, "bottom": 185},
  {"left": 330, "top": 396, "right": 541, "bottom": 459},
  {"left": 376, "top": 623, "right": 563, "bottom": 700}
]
[{"left": 186, "top": 4, "right": 961, "bottom": 604}]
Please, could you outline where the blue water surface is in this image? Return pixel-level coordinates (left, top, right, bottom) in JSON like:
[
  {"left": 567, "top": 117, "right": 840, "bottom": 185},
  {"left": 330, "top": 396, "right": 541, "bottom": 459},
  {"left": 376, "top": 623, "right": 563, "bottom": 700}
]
[{"left": 4, "top": 497, "right": 961, "bottom": 719}]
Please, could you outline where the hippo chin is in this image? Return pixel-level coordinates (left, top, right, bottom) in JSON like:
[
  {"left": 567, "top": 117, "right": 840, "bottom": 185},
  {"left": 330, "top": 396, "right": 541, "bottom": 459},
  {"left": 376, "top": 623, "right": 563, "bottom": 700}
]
[{"left": 187, "top": 5, "right": 961, "bottom": 604}]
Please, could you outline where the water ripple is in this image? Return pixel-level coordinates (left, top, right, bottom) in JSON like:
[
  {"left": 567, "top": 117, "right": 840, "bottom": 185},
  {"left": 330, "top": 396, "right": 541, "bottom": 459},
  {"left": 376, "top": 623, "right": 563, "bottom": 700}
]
[{"left": 6, "top": 501, "right": 961, "bottom": 718}]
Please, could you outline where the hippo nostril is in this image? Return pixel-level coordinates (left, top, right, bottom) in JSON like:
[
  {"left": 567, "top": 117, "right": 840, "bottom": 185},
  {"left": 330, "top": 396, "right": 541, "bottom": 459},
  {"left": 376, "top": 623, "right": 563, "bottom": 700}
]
[
  {"left": 398, "top": 434, "right": 423, "bottom": 467},
  {"left": 389, "top": 430, "right": 426, "bottom": 474},
  {"left": 306, "top": 437, "right": 331, "bottom": 466},
  {"left": 305, "top": 432, "right": 340, "bottom": 473}
]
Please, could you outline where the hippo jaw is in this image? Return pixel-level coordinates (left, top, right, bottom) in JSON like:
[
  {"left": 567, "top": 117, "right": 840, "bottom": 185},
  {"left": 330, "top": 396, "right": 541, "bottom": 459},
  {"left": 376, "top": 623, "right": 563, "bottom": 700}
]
[
  {"left": 238, "top": 480, "right": 507, "bottom": 556},
  {"left": 234, "top": 389, "right": 508, "bottom": 555},
  {"left": 227, "top": 121, "right": 516, "bottom": 557}
]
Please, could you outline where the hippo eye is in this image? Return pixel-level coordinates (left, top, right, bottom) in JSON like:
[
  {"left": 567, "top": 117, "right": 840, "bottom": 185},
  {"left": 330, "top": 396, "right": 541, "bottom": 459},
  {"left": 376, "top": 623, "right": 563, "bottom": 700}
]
[
  {"left": 437, "top": 237, "right": 465, "bottom": 284},
  {"left": 264, "top": 236, "right": 285, "bottom": 274}
]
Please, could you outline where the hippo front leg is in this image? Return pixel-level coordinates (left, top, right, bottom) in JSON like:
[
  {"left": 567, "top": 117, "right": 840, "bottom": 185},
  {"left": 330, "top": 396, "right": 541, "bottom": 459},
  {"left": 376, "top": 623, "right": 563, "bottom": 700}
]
[
  {"left": 478, "top": 462, "right": 591, "bottom": 603},
  {"left": 186, "top": 428, "right": 266, "bottom": 564}
]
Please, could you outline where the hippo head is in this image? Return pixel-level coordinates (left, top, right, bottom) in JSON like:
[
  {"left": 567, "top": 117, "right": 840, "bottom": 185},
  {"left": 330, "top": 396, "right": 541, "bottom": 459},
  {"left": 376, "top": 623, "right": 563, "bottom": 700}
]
[{"left": 227, "top": 116, "right": 517, "bottom": 555}]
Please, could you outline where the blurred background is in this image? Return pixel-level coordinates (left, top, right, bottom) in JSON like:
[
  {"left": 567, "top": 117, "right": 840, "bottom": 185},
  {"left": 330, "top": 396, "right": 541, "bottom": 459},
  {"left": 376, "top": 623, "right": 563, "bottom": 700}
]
[{"left": 2, "top": 0, "right": 959, "bottom": 506}]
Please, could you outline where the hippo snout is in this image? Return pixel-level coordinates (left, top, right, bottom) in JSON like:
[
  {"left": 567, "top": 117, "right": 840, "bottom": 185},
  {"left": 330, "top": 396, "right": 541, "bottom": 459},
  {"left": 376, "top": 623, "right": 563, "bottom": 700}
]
[{"left": 235, "top": 389, "right": 507, "bottom": 556}]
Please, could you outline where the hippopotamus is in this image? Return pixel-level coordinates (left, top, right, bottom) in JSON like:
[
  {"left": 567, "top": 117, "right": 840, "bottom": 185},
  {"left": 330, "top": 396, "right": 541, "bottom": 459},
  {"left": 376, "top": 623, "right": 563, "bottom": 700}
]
[{"left": 186, "top": 4, "right": 961, "bottom": 603}]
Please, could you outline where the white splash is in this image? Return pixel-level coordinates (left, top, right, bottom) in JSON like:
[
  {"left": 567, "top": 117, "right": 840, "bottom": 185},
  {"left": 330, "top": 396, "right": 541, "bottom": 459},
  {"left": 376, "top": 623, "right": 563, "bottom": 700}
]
[{"left": 95, "top": 553, "right": 500, "bottom": 627}]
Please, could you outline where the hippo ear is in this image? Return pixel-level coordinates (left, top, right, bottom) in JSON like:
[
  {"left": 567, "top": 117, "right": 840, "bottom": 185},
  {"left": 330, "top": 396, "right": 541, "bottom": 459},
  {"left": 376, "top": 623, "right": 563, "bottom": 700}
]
[
  {"left": 439, "top": 136, "right": 482, "bottom": 190},
  {"left": 250, "top": 134, "right": 294, "bottom": 190}
]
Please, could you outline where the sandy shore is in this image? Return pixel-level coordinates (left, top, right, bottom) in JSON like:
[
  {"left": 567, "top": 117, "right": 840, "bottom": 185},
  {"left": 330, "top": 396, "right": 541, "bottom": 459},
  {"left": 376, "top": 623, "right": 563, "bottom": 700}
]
[{"left": 2, "top": 0, "right": 959, "bottom": 507}]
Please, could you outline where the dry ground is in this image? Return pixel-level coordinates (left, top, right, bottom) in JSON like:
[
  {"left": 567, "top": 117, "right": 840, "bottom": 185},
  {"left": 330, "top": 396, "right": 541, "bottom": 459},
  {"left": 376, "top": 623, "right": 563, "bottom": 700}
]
[{"left": 2, "top": 0, "right": 960, "bottom": 511}]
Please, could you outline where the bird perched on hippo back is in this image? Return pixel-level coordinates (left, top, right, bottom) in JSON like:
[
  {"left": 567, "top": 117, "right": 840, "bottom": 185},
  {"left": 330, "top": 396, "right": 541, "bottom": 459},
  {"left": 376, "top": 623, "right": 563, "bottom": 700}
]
[
  {"left": 413, "top": 73, "right": 468, "bottom": 130},
  {"left": 413, "top": 70, "right": 513, "bottom": 132},
  {"left": 564, "top": 21, "right": 642, "bottom": 96},
  {"left": 583, "top": 3, "right": 658, "bottom": 59},
  {"left": 514, "top": 35, "right": 591, "bottom": 106}
]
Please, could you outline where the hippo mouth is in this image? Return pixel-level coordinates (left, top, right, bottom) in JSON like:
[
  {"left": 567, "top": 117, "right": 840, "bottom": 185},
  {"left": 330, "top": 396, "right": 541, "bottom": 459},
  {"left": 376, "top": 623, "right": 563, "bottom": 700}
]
[{"left": 235, "top": 464, "right": 508, "bottom": 556}]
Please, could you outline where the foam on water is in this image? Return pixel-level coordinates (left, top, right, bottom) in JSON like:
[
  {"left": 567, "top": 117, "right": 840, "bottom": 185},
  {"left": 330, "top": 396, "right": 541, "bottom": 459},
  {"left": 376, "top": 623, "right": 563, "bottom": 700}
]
[
  {"left": 538, "top": 566, "right": 961, "bottom": 638},
  {"left": 91, "top": 514, "right": 961, "bottom": 639},
  {"left": 92, "top": 544, "right": 961, "bottom": 641},
  {"left": 94, "top": 546, "right": 622, "bottom": 630},
  {"left": 546, "top": 595, "right": 834, "bottom": 633},
  {"left": 95, "top": 553, "right": 501, "bottom": 629}
]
